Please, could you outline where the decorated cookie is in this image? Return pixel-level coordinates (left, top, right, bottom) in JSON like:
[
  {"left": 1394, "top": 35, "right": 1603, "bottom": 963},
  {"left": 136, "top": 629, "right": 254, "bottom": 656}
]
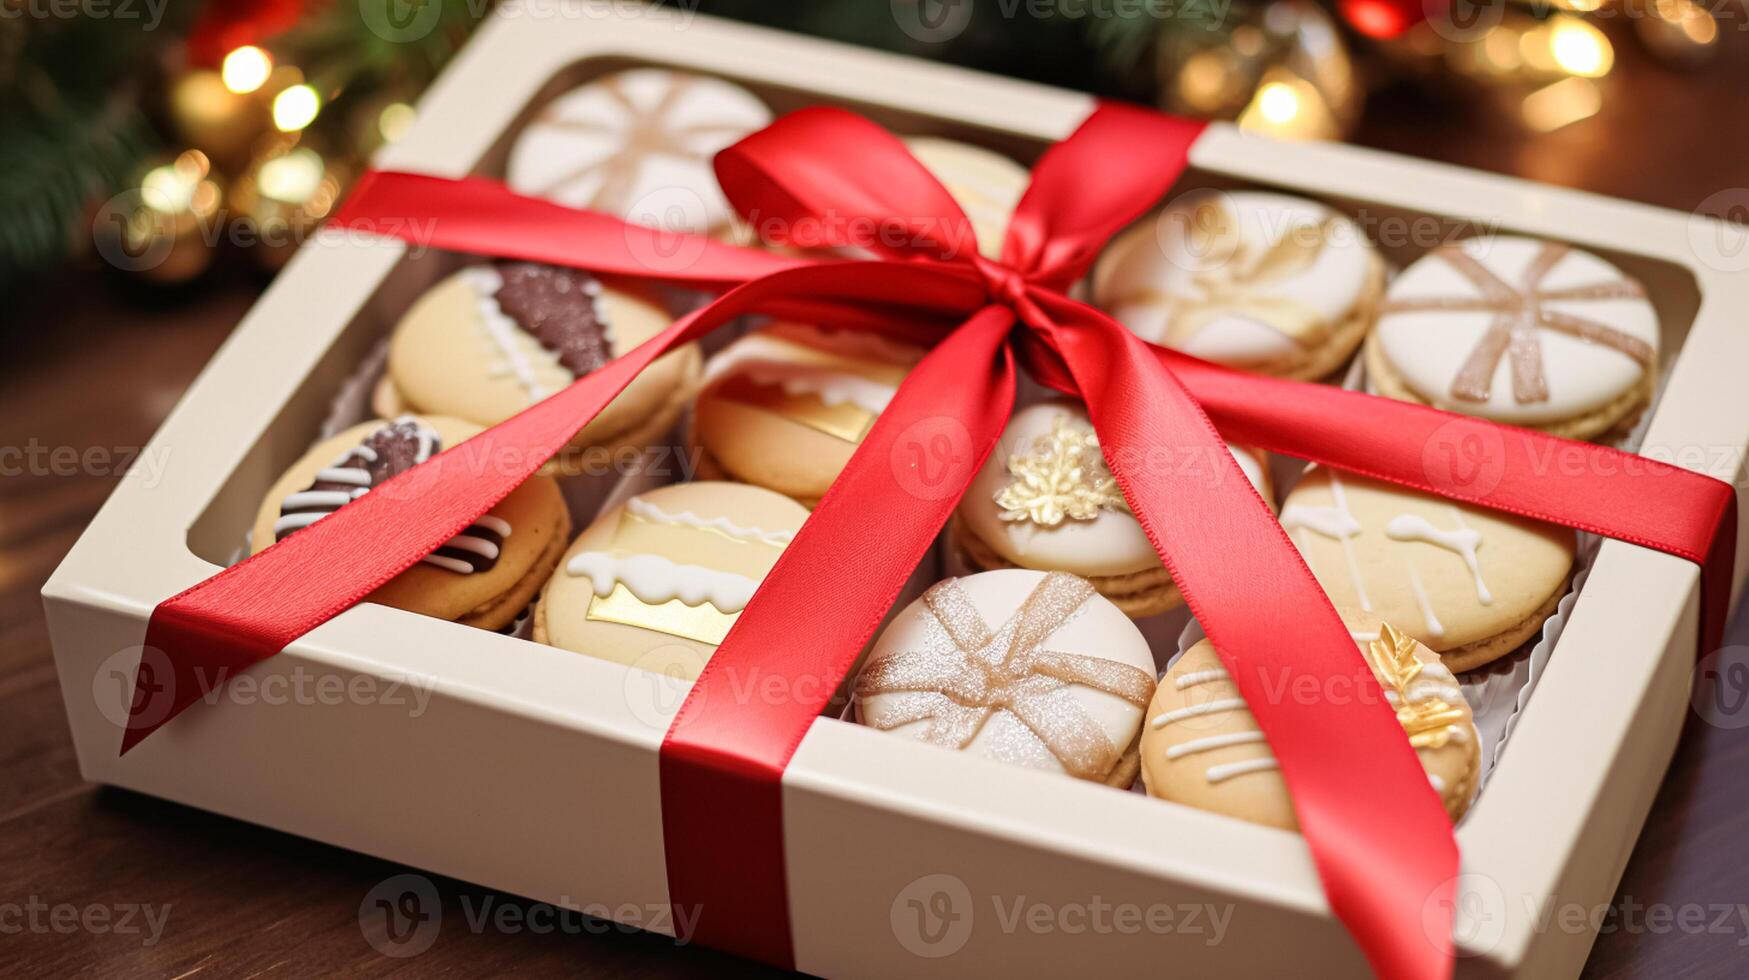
[
  {"left": 1141, "top": 614, "right": 1480, "bottom": 830},
  {"left": 952, "top": 401, "right": 1272, "bottom": 618},
  {"left": 505, "top": 68, "right": 772, "bottom": 238},
  {"left": 902, "top": 137, "right": 1030, "bottom": 259},
  {"left": 854, "top": 569, "right": 1157, "bottom": 787},
  {"left": 1279, "top": 466, "right": 1575, "bottom": 671},
  {"left": 1091, "top": 190, "right": 1385, "bottom": 380},
  {"left": 251, "top": 416, "right": 569, "bottom": 632},
  {"left": 1366, "top": 236, "right": 1658, "bottom": 440},
  {"left": 374, "top": 262, "right": 700, "bottom": 474},
  {"left": 691, "top": 322, "right": 927, "bottom": 506},
  {"left": 534, "top": 482, "right": 808, "bottom": 679}
]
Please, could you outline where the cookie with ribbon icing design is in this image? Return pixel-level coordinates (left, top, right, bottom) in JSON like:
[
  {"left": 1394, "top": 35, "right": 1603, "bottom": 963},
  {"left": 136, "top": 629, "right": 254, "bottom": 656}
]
[
  {"left": 1280, "top": 466, "right": 1575, "bottom": 671},
  {"left": 251, "top": 416, "right": 569, "bottom": 632},
  {"left": 1091, "top": 190, "right": 1386, "bottom": 380},
  {"left": 952, "top": 400, "right": 1272, "bottom": 618},
  {"left": 690, "top": 321, "right": 928, "bottom": 506},
  {"left": 506, "top": 68, "right": 772, "bottom": 239},
  {"left": 374, "top": 262, "right": 701, "bottom": 474},
  {"left": 534, "top": 481, "right": 809, "bottom": 680},
  {"left": 854, "top": 569, "right": 1158, "bottom": 787},
  {"left": 1142, "top": 614, "right": 1480, "bottom": 830},
  {"left": 1365, "top": 235, "right": 1659, "bottom": 441}
]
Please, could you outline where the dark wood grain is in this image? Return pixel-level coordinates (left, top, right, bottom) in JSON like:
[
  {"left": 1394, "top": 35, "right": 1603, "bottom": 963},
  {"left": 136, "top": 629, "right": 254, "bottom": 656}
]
[{"left": 5, "top": 31, "right": 1749, "bottom": 979}]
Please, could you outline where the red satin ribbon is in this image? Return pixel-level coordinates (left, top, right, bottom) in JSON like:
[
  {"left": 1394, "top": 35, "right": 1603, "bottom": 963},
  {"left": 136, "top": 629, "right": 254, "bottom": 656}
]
[{"left": 125, "top": 104, "right": 1736, "bottom": 980}]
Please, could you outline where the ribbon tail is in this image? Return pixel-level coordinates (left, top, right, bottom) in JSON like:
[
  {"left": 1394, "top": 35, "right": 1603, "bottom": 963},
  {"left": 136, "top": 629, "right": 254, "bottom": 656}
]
[{"left": 659, "top": 305, "right": 1018, "bottom": 966}]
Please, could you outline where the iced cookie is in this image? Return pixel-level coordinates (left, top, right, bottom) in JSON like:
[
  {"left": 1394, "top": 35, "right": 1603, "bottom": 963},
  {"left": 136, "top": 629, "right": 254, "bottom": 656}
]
[
  {"left": 903, "top": 137, "right": 1029, "bottom": 259},
  {"left": 1366, "top": 236, "right": 1658, "bottom": 441},
  {"left": 506, "top": 68, "right": 772, "bottom": 238},
  {"left": 251, "top": 416, "right": 569, "bottom": 632},
  {"left": 854, "top": 569, "right": 1157, "bottom": 787},
  {"left": 1141, "top": 615, "right": 1480, "bottom": 830},
  {"left": 951, "top": 401, "right": 1272, "bottom": 618},
  {"left": 374, "top": 262, "right": 701, "bottom": 474},
  {"left": 534, "top": 481, "right": 808, "bottom": 680},
  {"left": 1092, "top": 190, "right": 1385, "bottom": 380},
  {"left": 691, "top": 322, "right": 927, "bottom": 506},
  {"left": 1279, "top": 467, "right": 1575, "bottom": 671}
]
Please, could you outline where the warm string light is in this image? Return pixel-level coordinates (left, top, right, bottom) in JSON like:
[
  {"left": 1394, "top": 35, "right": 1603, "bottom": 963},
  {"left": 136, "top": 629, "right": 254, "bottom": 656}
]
[
  {"left": 221, "top": 46, "right": 272, "bottom": 94},
  {"left": 273, "top": 84, "right": 321, "bottom": 132}
]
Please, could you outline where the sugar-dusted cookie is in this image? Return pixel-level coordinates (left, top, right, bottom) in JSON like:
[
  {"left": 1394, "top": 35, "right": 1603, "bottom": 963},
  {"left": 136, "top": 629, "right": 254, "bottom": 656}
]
[
  {"left": 1279, "top": 466, "right": 1574, "bottom": 671},
  {"left": 506, "top": 68, "right": 772, "bottom": 238},
  {"left": 1366, "top": 236, "right": 1659, "bottom": 440},
  {"left": 951, "top": 400, "right": 1272, "bottom": 618},
  {"left": 1141, "top": 614, "right": 1480, "bottom": 830},
  {"left": 251, "top": 416, "right": 569, "bottom": 632},
  {"left": 902, "top": 137, "right": 1029, "bottom": 259},
  {"left": 691, "top": 322, "right": 927, "bottom": 506},
  {"left": 1092, "top": 190, "right": 1386, "bottom": 380},
  {"left": 374, "top": 262, "right": 700, "bottom": 474},
  {"left": 854, "top": 569, "right": 1158, "bottom": 787},
  {"left": 534, "top": 482, "right": 808, "bottom": 679}
]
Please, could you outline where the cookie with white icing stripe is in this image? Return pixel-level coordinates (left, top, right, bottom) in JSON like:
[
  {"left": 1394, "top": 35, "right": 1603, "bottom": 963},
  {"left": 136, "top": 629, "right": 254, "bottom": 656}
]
[
  {"left": 1280, "top": 466, "right": 1574, "bottom": 671},
  {"left": 1091, "top": 191, "right": 1386, "bottom": 380},
  {"left": 951, "top": 400, "right": 1273, "bottom": 618},
  {"left": 1141, "top": 613, "right": 1480, "bottom": 829},
  {"left": 375, "top": 263, "right": 701, "bottom": 474},
  {"left": 250, "top": 416, "right": 570, "bottom": 631},
  {"left": 506, "top": 68, "right": 772, "bottom": 239},
  {"left": 534, "top": 481, "right": 809, "bottom": 679},
  {"left": 690, "top": 321, "right": 928, "bottom": 506},
  {"left": 854, "top": 569, "right": 1157, "bottom": 787},
  {"left": 1365, "top": 236, "right": 1659, "bottom": 441}
]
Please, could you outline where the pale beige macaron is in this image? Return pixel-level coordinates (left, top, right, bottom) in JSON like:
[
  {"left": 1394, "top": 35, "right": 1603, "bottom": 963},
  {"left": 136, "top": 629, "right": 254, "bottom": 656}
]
[
  {"left": 952, "top": 400, "right": 1272, "bottom": 618},
  {"left": 1092, "top": 190, "right": 1386, "bottom": 380},
  {"left": 1279, "top": 466, "right": 1575, "bottom": 672},
  {"left": 251, "top": 416, "right": 569, "bottom": 632},
  {"left": 374, "top": 262, "right": 702, "bottom": 475},
  {"left": 1141, "top": 612, "right": 1480, "bottom": 830},
  {"left": 534, "top": 481, "right": 809, "bottom": 680},
  {"left": 690, "top": 322, "right": 928, "bottom": 507}
]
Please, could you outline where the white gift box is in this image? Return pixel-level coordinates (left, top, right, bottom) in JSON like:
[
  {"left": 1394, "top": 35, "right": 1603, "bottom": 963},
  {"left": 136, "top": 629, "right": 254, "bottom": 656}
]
[{"left": 44, "top": 4, "right": 1749, "bottom": 977}]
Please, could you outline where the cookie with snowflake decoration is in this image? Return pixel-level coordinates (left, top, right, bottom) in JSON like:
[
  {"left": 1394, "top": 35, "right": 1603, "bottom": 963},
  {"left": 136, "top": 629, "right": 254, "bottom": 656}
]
[{"left": 951, "top": 400, "right": 1272, "bottom": 618}]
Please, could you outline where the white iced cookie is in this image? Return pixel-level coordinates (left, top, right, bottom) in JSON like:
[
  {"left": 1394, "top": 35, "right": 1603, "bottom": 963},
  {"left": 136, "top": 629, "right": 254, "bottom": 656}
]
[
  {"left": 1092, "top": 190, "right": 1385, "bottom": 379},
  {"left": 1366, "top": 236, "right": 1658, "bottom": 440},
  {"left": 952, "top": 400, "right": 1271, "bottom": 618},
  {"left": 903, "top": 137, "right": 1030, "bottom": 259},
  {"left": 506, "top": 68, "right": 772, "bottom": 237},
  {"left": 854, "top": 569, "right": 1157, "bottom": 787}
]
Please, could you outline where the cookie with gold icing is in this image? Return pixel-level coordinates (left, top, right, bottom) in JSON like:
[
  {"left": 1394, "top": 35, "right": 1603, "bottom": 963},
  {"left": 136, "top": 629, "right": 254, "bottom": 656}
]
[
  {"left": 951, "top": 400, "right": 1272, "bottom": 618},
  {"left": 1365, "top": 236, "right": 1659, "bottom": 441},
  {"left": 1141, "top": 613, "right": 1480, "bottom": 829},
  {"left": 251, "top": 416, "right": 569, "bottom": 632},
  {"left": 854, "top": 569, "right": 1157, "bottom": 787},
  {"left": 1279, "top": 466, "right": 1575, "bottom": 671},
  {"left": 374, "top": 262, "right": 701, "bottom": 474},
  {"left": 690, "top": 321, "right": 928, "bottom": 506},
  {"left": 534, "top": 481, "right": 809, "bottom": 679},
  {"left": 1092, "top": 190, "right": 1385, "bottom": 380}
]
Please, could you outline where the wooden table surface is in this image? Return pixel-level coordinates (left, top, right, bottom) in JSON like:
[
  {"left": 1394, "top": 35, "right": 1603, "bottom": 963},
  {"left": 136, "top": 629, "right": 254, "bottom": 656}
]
[{"left": 5, "top": 24, "right": 1749, "bottom": 980}]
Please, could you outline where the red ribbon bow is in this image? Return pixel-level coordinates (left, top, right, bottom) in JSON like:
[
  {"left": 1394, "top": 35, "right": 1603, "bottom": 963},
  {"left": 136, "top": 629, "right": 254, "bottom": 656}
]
[{"left": 126, "top": 104, "right": 1736, "bottom": 980}]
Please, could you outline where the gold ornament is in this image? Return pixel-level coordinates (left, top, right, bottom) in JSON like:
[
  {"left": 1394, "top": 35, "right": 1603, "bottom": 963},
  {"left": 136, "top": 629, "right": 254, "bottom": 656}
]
[
  {"left": 995, "top": 414, "right": 1127, "bottom": 527},
  {"left": 1363, "top": 623, "right": 1467, "bottom": 751},
  {"left": 167, "top": 68, "right": 268, "bottom": 165},
  {"left": 229, "top": 143, "right": 347, "bottom": 270},
  {"left": 1160, "top": 0, "right": 1361, "bottom": 140},
  {"left": 94, "top": 150, "right": 224, "bottom": 285}
]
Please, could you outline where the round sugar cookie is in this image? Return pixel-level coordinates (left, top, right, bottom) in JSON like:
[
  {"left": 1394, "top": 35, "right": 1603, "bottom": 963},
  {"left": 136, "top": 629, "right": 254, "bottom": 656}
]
[
  {"left": 251, "top": 416, "right": 570, "bottom": 631},
  {"left": 854, "top": 569, "right": 1158, "bottom": 787},
  {"left": 506, "top": 68, "right": 772, "bottom": 238},
  {"left": 1366, "top": 236, "right": 1659, "bottom": 440},
  {"left": 1141, "top": 613, "right": 1480, "bottom": 829},
  {"left": 376, "top": 263, "right": 700, "bottom": 473},
  {"left": 1279, "top": 466, "right": 1575, "bottom": 671},
  {"left": 1092, "top": 190, "right": 1385, "bottom": 380},
  {"left": 952, "top": 400, "right": 1272, "bottom": 618},
  {"left": 534, "top": 481, "right": 809, "bottom": 679},
  {"left": 691, "top": 322, "right": 928, "bottom": 506}
]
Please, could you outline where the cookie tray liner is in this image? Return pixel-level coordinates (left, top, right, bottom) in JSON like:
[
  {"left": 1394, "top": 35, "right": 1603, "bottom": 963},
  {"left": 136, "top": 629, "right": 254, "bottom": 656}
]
[{"left": 41, "top": 5, "right": 1749, "bottom": 979}]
